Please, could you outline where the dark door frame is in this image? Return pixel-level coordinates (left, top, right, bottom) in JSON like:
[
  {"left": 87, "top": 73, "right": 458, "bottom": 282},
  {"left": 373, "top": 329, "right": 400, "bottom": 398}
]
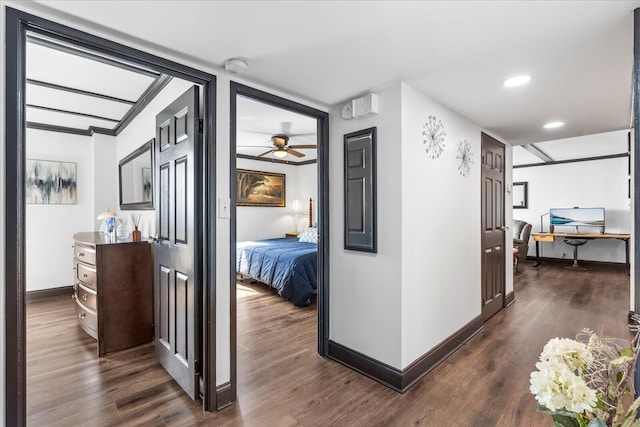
[
  {"left": 4, "top": 7, "right": 217, "bottom": 424},
  {"left": 229, "top": 83, "right": 330, "bottom": 402}
]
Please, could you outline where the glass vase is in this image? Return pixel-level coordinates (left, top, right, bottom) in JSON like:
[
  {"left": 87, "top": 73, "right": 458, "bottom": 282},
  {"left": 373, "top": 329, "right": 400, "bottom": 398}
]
[{"left": 116, "top": 218, "right": 130, "bottom": 240}]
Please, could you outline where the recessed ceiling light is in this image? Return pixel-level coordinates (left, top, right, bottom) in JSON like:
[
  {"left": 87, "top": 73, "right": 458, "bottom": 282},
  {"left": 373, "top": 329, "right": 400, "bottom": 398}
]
[
  {"left": 543, "top": 121, "right": 565, "bottom": 129},
  {"left": 503, "top": 75, "right": 531, "bottom": 88}
]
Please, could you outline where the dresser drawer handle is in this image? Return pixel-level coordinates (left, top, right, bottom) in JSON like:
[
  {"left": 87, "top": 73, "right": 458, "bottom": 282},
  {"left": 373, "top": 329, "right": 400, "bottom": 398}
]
[
  {"left": 82, "top": 294, "right": 87, "bottom": 301},
  {"left": 79, "top": 312, "right": 86, "bottom": 319},
  {"left": 79, "top": 252, "right": 85, "bottom": 257},
  {"left": 83, "top": 273, "right": 88, "bottom": 278}
]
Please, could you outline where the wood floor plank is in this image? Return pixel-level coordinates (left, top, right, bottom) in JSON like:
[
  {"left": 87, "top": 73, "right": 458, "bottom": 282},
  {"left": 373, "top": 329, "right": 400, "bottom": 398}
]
[{"left": 26, "top": 261, "right": 631, "bottom": 425}]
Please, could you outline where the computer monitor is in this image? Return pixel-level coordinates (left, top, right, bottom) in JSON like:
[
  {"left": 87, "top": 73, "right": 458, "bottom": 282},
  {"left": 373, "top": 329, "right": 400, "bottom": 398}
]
[{"left": 549, "top": 207, "right": 605, "bottom": 233}]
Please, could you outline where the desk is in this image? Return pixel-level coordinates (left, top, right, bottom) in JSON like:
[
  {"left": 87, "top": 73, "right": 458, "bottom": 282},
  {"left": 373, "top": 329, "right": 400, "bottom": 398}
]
[{"left": 532, "top": 232, "right": 630, "bottom": 272}]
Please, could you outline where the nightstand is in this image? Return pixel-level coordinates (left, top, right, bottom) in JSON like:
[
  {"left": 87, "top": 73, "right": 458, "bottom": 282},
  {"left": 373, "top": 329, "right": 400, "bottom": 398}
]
[{"left": 285, "top": 232, "right": 299, "bottom": 238}]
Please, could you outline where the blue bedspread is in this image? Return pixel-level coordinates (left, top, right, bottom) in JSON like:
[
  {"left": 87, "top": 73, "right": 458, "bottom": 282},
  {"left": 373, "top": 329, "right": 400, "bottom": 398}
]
[{"left": 236, "top": 238, "right": 318, "bottom": 306}]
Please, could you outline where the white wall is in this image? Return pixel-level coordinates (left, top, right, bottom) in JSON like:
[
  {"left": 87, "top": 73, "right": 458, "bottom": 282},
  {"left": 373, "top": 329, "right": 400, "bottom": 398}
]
[
  {"left": 297, "top": 163, "right": 318, "bottom": 227},
  {"left": 330, "top": 82, "right": 404, "bottom": 368},
  {"left": 236, "top": 158, "right": 317, "bottom": 241},
  {"left": 399, "top": 83, "right": 483, "bottom": 368},
  {"left": 115, "top": 78, "right": 193, "bottom": 238},
  {"left": 92, "top": 133, "right": 118, "bottom": 230},
  {"left": 513, "top": 130, "right": 631, "bottom": 262},
  {"left": 25, "top": 130, "right": 94, "bottom": 291}
]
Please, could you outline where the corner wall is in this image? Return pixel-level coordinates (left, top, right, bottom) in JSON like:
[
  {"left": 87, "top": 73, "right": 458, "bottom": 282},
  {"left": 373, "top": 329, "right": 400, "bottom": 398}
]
[
  {"left": 329, "top": 82, "right": 403, "bottom": 368},
  {"left": 399, "top": 83, "right": 483, "bottom": 367}
]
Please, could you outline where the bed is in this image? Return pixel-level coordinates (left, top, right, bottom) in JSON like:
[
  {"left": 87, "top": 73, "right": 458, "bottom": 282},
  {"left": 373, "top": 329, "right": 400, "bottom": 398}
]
[
  {"left": 236, "top": 237, "right": 317, "bottom": 306},
  {"left": 237, "top": 198, "right": 318, "bottom": 306}
]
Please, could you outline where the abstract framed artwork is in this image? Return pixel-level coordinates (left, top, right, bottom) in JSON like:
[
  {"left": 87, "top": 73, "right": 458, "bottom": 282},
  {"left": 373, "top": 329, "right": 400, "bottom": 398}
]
[
  {"left": 344, "top": 127, "right": 377, "bottom": 253},
  {"left": 26, "top": 159, "right": 77, "bottom": 204},
  {"left": 236, "top": 169, "right": 286, "bottom": 207}
]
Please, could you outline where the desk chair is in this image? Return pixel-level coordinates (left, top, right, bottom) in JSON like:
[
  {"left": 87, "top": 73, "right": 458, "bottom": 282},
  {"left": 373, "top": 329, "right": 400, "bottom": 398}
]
[{"left": 563, "top": 239, "right": 588, "bottom": 271}]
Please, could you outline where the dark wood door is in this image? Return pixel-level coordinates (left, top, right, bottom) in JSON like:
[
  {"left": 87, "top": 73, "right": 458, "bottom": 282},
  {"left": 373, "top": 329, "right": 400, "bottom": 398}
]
[
  {"left": 481, "top": 132, "right": 506, "bottom": 321},
  {"left": 154, "top": 86, "right": 201, "bottom": 399}
]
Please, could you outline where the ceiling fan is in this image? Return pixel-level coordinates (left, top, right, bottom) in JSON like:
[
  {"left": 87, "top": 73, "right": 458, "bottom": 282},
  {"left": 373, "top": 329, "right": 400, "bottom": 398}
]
[
  {"left": 238, "top": 122, "right": 317, "bottom": 159},
  {"left": 256, "top": 134, "right": 317, "bottom": 158}
]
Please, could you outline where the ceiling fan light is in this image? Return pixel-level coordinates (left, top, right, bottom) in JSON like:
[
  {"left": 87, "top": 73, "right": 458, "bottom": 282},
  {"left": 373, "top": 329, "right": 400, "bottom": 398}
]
[{"left": 273, "top": 150, "right": 288, "bottom": 158}]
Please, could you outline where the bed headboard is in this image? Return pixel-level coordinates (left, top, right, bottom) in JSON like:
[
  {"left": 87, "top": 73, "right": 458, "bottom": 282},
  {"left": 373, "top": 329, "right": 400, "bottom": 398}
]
[{"left": 309, "top": 198, "right": 313, "bottom": 228}]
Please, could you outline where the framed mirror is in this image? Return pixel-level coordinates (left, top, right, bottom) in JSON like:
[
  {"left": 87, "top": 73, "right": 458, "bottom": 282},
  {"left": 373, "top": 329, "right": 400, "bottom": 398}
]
[
  {"left": 513, "top": 181, "right": 528, "bottom": 209},
  {"left": 119, "top": 138, "right": 154, "bottom": 210}
]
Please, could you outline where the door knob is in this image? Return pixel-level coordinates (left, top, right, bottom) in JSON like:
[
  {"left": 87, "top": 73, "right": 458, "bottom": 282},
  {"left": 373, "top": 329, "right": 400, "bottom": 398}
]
[
  {"left": 151, "top": 235, "right": 160, "bottom": 243},
  {"left": 499, "top": 226, "right": 507, "bottom": 231}
]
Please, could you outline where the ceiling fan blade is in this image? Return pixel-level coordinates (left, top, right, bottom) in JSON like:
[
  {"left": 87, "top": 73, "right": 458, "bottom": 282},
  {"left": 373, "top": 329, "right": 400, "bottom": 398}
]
[
  {"left": 237, "top": 145, "right": 273, "bottom": 148},
  {"left": 287, "top": 145, "right": 317, "bottom": 149},
  {"left": 257, "top": 149, "right": 275, "bottom": 157},
  {"left": 280, "top": 121, "right": 292, "bottom": 135},
  {"left": 288, "top": 132, "right": 316, "bottom": 137},
  {"left": 287, "top": 149, "right": 305, "bottom": 158}
]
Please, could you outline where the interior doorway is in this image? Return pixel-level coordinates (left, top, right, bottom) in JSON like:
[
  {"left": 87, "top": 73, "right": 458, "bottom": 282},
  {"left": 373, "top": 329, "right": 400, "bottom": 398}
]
[
  {"left": 229, "top": 83, "right": 330, "bottom": 402},
  {"left": 5, "top": 8, "right": 217, "bottom": 424}
]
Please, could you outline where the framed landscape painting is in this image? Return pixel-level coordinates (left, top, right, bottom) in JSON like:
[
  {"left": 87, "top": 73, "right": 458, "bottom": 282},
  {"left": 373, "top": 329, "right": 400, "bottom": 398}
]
[
  {"left": 26, "top": 159, "right": 77, "bottom": 204},
  {"left": 237, "top": 169, "right": 286, "bottom": 207}
]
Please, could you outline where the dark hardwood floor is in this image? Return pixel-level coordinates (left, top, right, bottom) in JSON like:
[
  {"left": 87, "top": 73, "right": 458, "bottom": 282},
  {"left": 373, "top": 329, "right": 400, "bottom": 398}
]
[{"left": 26, "top": 261, "right": 631, "bottom": 426}]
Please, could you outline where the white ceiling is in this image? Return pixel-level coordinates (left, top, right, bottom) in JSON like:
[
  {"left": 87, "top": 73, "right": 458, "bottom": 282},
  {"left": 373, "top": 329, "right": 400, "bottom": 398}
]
[
  {"left": 20, "top": 0, "right": 640, "bottom": 145},
  {"left": 25, "top": 38, "right": 161, "bottom": 134},
  {"left": 513, "top": 129, "right": 629, "bottom": 166},
  {"left": 237, "top": 96, "right": 317, "bottom": 162}
]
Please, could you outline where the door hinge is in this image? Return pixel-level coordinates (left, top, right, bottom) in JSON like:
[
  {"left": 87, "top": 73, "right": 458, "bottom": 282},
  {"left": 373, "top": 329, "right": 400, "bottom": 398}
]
[
  {"left": 196, "top": 118, "right": 203, "bottom": 134},
  {"left": 194, "top": 359, "right": 200, "bottom": 375}
]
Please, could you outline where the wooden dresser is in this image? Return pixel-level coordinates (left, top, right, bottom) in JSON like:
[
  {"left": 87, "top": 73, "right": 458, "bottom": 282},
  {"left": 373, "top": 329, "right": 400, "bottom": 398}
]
[{"left": 73, "top": 231, "right": 152, "bottom": 356}]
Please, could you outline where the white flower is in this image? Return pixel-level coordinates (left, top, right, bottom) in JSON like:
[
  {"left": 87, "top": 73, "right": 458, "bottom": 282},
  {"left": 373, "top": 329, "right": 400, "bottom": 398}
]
[
  {"left": 530, "top": 359, "right": 597, "bottom": 413},
  {"left": 540, "top": 337, "right": 593, "bottom": 370}
]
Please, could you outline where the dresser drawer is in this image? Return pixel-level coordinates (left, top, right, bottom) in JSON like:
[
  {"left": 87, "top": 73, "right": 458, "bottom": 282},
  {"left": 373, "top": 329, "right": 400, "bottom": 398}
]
[
  {"left": 76, "top": 261, "right": 97, "bottom": 289},
  {"left": 76, "top": 282, "right": 97, "bottom": 311},
  {"left": 74, "top": 243, "right": 96, "bottom": 266},
  {"left": 75, "top": 299, "right": 97, "bottom": 339}
]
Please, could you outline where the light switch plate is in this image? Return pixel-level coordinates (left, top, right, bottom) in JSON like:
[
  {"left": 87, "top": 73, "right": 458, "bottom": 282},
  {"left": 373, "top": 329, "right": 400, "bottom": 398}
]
[{"left": 219, "top": 198, "right": 231, "bottom": 219}]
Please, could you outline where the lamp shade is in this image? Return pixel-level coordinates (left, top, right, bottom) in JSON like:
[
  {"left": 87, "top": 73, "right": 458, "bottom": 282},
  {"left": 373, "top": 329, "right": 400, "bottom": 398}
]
[
  {"left": 97, "top": 209, "right": 117, "bottom": 220},
  {"left": 291, "top": 199, "right": 302, "bottom": 215}
]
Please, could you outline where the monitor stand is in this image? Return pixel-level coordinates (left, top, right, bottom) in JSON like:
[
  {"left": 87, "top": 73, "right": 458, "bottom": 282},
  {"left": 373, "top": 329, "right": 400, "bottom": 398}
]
[{"left": 563, "top": 239, "right": 588, "bottom": 271}]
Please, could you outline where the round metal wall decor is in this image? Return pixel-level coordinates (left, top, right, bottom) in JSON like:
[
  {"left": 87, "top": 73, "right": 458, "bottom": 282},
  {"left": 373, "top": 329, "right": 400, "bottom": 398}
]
[
  {"left": 456, "top": 139, "right": 473, "bottom": 177},
  {"left": 422, "top": 115, "right": 446, "bottom": 159}
]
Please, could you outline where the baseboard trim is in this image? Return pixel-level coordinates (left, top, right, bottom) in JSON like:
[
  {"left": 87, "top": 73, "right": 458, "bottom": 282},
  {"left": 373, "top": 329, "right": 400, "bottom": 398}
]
[
  {"left": 25, "top": 285, "right": 74, "bottom": 302},
  {"left": 525, "top": 256, "right": 626, "bottom": 267},
  {"left": 216, "top": 382, "right": 234, "bottom": 410},
  {"left": 400, "top": 315, "right": 483, "bottom": 391},
  {"left": 328, "top": 340, "right": 402, "bottom": 391},
  {"left": 505, "top": 291, "right": 515, "bottom": 307},
  {"left": 328, "top": 315, "right": 484, "bottom": 393}
]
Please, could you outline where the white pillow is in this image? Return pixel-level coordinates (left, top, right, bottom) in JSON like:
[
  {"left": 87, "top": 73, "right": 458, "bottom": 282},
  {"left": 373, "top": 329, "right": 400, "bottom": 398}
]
[{"left": 298, "top": 227, "right": 318, "bottom": 243}]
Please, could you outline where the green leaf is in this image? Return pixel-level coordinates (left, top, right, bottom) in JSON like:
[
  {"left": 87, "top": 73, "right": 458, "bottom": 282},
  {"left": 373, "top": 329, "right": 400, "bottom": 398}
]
[
  {"left": 620, "top": 347, "right": 635, "bottom": 358},
  {"left": 551, "top": 414, "right": 582, "bottom": 427}
]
